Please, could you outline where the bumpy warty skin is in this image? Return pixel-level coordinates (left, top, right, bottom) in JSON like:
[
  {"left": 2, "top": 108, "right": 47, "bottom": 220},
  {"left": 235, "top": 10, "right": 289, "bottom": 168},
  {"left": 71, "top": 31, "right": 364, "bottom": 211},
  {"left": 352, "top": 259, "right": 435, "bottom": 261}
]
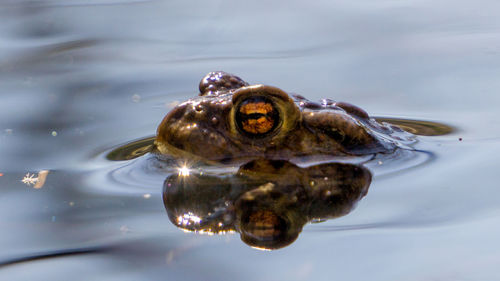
[{"left": 155, "top": 71, "right": 400, "bottom": 163}]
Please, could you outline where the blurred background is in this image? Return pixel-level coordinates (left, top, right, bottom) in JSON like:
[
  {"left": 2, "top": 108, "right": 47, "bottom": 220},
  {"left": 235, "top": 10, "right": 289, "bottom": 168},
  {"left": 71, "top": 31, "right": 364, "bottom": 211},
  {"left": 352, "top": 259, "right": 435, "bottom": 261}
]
[{"left": 1, "top": 0, "right": 500, "bottom": 280}]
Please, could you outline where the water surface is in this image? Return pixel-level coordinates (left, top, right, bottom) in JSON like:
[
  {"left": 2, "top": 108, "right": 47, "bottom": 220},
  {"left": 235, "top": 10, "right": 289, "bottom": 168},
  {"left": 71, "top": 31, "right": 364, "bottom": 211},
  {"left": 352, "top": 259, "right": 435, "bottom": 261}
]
[{"left": 1, "top": 0, "right": 500, "bottom": 280}]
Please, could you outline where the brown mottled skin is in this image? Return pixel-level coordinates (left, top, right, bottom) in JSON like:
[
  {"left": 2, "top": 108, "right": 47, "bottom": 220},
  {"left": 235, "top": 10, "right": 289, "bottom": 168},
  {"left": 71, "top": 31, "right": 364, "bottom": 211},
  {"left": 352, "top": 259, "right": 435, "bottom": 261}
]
[{"left": 155, "top": 71, "right": 401, "bottom": 163}]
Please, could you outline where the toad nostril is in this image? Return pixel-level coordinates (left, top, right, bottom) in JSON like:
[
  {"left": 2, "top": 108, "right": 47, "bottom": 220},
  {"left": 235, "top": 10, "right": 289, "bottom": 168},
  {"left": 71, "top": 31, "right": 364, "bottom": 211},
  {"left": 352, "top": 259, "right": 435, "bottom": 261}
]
[
  {"left": 167, "top": 105, "right": 188, "bottom": 121},
  {"left": 194, "top": 104, "right": 204, "bottom": 112}
]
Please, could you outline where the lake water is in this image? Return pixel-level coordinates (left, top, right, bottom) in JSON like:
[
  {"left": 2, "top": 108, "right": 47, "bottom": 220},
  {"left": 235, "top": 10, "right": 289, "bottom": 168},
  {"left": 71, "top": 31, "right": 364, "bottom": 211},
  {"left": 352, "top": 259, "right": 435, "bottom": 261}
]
[{"left": 1, "top": 0, "right": 500, "bottom": 280}]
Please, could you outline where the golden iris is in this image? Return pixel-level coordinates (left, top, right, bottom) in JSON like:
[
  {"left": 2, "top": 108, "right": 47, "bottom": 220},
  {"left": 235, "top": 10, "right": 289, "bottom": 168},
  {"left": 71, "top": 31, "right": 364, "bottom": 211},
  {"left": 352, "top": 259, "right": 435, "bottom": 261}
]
[{"left": 235, "top": 96, "right": 280, "bottom": 137}]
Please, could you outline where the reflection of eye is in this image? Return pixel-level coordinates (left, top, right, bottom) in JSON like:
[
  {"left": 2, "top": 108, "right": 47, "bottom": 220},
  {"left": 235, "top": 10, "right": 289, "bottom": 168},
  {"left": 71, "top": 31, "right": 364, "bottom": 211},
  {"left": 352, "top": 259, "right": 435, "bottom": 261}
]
[
  {"left": 235, "top": 96, "right": 280, "bottom": 138},
  {"left": 241, "top": 210, "right": 287, "bottom": 240}
]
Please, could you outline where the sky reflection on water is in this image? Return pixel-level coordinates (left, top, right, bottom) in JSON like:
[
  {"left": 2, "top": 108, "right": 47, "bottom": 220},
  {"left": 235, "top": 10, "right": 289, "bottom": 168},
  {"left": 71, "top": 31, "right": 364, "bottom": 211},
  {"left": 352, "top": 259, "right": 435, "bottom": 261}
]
[{"left": 1, "top": 0, "right": 500, "bottom": 280}]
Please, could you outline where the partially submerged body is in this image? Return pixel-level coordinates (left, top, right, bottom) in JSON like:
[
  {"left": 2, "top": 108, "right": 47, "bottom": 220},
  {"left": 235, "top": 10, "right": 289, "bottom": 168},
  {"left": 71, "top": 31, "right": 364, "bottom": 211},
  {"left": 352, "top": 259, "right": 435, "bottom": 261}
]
[
  {"left": 155, "top": 71, "right": 413, "bottom": 164},
  {"left": 153, "top": 72, "right": 421, "bottom": 250}
]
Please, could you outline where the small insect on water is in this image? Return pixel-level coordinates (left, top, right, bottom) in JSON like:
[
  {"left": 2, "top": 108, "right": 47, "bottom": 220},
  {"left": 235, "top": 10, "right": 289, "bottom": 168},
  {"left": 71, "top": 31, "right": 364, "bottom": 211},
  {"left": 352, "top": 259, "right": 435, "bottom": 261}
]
[{"left": 21, "top": 170, "right": 49, "bottom": 189}]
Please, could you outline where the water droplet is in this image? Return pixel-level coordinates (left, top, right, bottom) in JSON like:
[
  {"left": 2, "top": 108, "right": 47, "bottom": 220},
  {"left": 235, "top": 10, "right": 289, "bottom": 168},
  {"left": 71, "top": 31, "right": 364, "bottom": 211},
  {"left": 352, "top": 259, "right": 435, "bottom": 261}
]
[{"left": 132, "top": 94, "right": 141, "bottom": 103}]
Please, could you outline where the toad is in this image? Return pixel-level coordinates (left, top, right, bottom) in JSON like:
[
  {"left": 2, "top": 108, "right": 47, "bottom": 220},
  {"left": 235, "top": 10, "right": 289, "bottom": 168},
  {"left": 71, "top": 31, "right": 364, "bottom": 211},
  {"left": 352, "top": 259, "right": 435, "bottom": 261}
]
[{"left": 155, "top": 71, "right": 410, "bottom": 163}]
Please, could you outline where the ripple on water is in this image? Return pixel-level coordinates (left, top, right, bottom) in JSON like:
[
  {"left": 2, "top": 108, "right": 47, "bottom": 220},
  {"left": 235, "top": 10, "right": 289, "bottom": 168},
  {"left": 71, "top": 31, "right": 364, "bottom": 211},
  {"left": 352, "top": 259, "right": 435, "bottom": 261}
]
[
  {"left": 106, "top": 118, "right": 454, "bottom": 161},
  {"left": 91, "top": 118, "right": 451, "bottom": 197}
]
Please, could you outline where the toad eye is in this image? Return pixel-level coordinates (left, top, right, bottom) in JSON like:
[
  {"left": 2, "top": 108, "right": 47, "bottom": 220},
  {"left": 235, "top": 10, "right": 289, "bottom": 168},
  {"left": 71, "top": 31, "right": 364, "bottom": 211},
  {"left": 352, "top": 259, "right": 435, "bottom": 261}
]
[
  {"left": 231, "top": 85, "right": 301, "bottom": 142},
  {"left": 235, "top": 96, "right": 280, "bottom": 138}
]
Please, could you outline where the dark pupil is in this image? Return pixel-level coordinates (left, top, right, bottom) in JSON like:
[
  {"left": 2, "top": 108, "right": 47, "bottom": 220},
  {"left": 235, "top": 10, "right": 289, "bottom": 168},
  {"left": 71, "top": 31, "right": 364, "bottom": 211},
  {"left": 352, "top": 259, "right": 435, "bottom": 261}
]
[{"left": 236, "top": 96, "right": 279, "bottom": 137}]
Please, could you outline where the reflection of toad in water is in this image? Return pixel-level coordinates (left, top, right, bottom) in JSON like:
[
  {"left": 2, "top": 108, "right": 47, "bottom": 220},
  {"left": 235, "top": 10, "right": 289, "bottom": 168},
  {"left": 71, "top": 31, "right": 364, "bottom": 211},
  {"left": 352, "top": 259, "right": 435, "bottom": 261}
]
[{"left": 163, "top": 159, "right": 371, "bottom": 250}]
